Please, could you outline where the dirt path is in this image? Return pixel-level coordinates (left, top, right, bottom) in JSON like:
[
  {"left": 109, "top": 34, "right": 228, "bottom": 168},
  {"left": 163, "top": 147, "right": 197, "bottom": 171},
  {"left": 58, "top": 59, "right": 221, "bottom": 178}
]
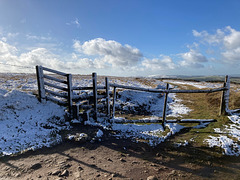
[{"left": 0, "top": 126, "right": 240, "bottom": 180}]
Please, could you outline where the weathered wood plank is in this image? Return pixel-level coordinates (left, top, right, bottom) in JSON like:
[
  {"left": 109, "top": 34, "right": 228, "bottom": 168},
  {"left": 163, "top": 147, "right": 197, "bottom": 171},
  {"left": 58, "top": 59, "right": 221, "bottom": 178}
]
[
  {"left": 97, "top": 85, "right": 106, "bottom": 90},
  {"left": 109, "top": 83, "right": 226, "bottom": 94},
  {"left": 162, "top": 83, "right": 169, "bottom": 129},
  {"left": 97, "top": 95, "right": 106, "bottom": 99},
  {"left": 42, "top": 66, "right": 68, "bottom": 76},
  {"left": 105, "top": 77, "right": 110, "bottom": 118},
  {"left": 45, "top": 89, "right": 68, "bottom": 98},
  {"left": 72, "top": 86, "right": 93, "bottom": 90},
  {"left": 67, "top": 74, "right": 73, "bottom": 114},
  {"left": 43, "top": 74, "right": 68, "bottom": 84},
  {"left": 92, "top": 72, "right": 98, "bottom": 121},
  {"left": 46, "top": 96, "right": 67, "bottom": 106},
  {"left": 44, "top": 81, "right": 68, "bottom": 91},
  {"left": 36, "top": 65, "right": 46, "bottom": 103},
  {"left": 72, "top": 104, "right": 80, "bottom": 120},
  {"left": 112, "top": 86, "right": 117, "bottom": 118},
  {"left": 110, "top": 118, "right": 216, "bottom": 124}
]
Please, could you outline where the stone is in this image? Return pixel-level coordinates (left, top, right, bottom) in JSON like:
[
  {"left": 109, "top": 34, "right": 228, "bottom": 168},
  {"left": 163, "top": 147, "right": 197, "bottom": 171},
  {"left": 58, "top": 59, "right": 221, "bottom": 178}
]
[
  {"left": 30, "top": 163, "right": 42, "bottom": 170},
  {"left": 60, "top": 169, "right": 69, "bottom": 177},
  {"left": 73, "top": 171, "right": 81, "bottom": 178},
  {"left": 51, "top": 169, "right": 61, "bottom": 176},
  {"left": 147, "top": 176, "right": 158, "bottom": 180},
  {"left": 119, "top": 158, "right": 126, "bottom": 162},
  {"left": 111, "top": 173, "right": 117, "bottom": 177}
]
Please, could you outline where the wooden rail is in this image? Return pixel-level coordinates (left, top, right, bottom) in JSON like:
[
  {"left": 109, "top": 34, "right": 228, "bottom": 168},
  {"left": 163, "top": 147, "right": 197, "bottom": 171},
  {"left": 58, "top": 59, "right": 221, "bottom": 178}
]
[
  {"left": 109, "top": 76, "right": 231, "bottom": 129},
  {"left": 36, "top": 65, "right": 231, "bottom": 128}
]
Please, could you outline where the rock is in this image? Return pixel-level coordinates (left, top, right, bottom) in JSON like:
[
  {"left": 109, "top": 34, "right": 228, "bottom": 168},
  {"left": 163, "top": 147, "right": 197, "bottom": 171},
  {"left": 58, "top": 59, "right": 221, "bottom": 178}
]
[
  {"left": 59, "top": 169, "right": 69, "bottom": 177},
  {"left": 131, "top": 161, "right": 139, "bottom": 164},
  {"left": 51, "top": 169, "right": 61, "bottom": 176},
  {"left": 37, "top": 175, "right": 42, "bottom": 178},
  {"left": 30, "top": 163, "right": 42, "bottom": 170},
  {"left": 111, "top": 173, "right": 117, "bottom": 177},
  {"left": 147, "top": 176, "right": 158, "bottom": 180},
  {"left": 119, "top": 158, "right": 126, "bottom": 162},
  {"left": 107, "top": 158, "right": 113, "bottom": 161},
  {"left": 73, "top": 171, "right": 81, "bottom": 178},
  {"left": 14, "top": 173, "right": 21, "bottom": 177},
  {"left": 78, "top": 166, "right": 83, "bottom": 171}
]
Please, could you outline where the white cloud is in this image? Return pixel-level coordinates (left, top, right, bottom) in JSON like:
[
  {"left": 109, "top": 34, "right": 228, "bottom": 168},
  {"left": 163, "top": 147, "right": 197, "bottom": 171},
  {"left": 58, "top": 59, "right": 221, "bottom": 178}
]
[
  {"left": 193, "top": 26, "right": 240, "bottom": 66},
  {"left": 179, "top": 49, "right": 208, "bottom": 68},
  {"left": 0, "top": 41, "right": 18, "bottom": 58},
  {"left": 66, "top": 18, "right": 80, "bottom": 28},
  {"left": 193, "top": 29, "right": 225, "bottom": 45},
  {"left": 26, "top": 34, "right": 52, "bottom": 41},
  {"left": 223, "top": 26, "right": 240, "bottom": 49},
  {"left": 0, "top": 40, "right": 106, "bottom": 73},
  {"left": 221, "top": 47, "right": 240, "bottom": 64},
  {"left": 7, "top": 32, "right": 19, "bottom": 38},
  {"left": 73, "top": 38, "right": 143, "bottom": 67},
  {"left": 142, "top": 56, "right": 176, "bottom": 70}
]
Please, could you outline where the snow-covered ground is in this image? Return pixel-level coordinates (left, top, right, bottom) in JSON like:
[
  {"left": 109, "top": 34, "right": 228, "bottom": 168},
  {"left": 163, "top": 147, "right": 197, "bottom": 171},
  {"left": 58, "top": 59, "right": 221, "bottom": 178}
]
[
  {"left": 205, "top": 115, "right": 240, "bottom": 156},
  {"left": 0, "top": 89, "right": 70, "bottom": 156},
  {"left": 0, "top": 74, "right": 239, "bottom": 156}
]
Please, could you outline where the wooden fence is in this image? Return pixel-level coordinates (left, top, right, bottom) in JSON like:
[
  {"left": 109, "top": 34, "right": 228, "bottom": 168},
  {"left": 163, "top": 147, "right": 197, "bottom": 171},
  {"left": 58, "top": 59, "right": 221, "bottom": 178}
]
[{"left": 36, "top": 65, "right": 232, "bottom": 127}]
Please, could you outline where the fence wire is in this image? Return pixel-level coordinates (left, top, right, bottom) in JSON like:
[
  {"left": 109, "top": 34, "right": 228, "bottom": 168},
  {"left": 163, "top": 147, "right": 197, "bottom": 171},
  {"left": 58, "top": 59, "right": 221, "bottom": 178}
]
[{"left": 0, "top": 62, "right": 35, "bottom": 70}]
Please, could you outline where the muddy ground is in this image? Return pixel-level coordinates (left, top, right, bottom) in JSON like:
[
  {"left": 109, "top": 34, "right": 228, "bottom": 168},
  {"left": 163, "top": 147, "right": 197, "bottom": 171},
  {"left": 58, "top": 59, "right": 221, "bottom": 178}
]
[{"left": 0, "top": 125, "right": 240, "bottom": 180}]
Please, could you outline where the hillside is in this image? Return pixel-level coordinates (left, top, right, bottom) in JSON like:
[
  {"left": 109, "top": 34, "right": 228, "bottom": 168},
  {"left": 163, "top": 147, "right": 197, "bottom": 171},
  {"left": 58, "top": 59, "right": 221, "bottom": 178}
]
[{"left": 0, "top": 73, "right": 240, "bottom": 179}]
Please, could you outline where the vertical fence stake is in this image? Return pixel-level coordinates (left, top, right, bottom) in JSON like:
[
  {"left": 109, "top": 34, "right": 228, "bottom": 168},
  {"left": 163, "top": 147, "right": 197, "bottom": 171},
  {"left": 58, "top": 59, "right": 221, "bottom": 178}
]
[
  {"left": 105, "top": 77, "right": 110, "bottom": 119},
  {"left": 162, "top": 83, "right": 169, "bottom": 130},
  {"left": 224, "top": 75, "right": 230, "bottom": 114},
  {"left": 92, "top": 73, "right": 98, "bottom": 121},
  {"left": 112, "top": 86, "right": 117, "bottom": 119},
  {"left": 67, "top": 74, "right": 73, "bottom": 116},
  {"left": 36, "top": 65, "right": 46, "bottom": 103},
  {"left": 72, "top": 104, "right": 79, "bottom": 120},
  {"left": 220, "top": 75, "right": 230, "bottom": 115}
]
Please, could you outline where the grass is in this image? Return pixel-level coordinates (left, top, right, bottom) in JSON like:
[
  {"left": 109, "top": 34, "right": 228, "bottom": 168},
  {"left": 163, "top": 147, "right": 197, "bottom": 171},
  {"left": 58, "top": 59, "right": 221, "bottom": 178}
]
[{"left": 165, "top": 82, "right": 240, "bottom": 153}]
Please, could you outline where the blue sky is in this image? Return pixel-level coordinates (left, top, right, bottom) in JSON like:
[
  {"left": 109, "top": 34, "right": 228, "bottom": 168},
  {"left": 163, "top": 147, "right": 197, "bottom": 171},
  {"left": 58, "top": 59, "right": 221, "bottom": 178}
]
[{"left": 0, "top": 0, "right": 240, "bottom": 76}]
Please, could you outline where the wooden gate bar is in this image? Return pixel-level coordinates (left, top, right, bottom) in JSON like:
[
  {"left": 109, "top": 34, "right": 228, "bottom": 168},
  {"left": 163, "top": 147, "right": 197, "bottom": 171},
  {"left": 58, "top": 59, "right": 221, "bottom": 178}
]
[
  {"left": 105, "top": 77, "right": 110, "bottom": 118},
  {"left": 162, "top": 83, "right": 169, "bottom": 129},
  {"left": 92, "top": 73, "right": 98, "bottom": 121},
  {"left": 36, "top": 65, "right": 46, "bottom": 103},
  {"left": 112, "top": 86, "right": 117, "bottom": 118}
]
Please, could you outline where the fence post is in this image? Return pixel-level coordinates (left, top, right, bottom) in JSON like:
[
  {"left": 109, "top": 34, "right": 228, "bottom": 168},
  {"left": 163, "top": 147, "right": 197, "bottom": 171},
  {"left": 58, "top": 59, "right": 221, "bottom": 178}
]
[
  {"left": 72, "top": 104, "right": 79, "bottom": 120},
  {"left": 105, "top": 77, "right": 110, "bottom": 118},
  {"left": 220, "top": 75, "right": 230, "bottom": 115},
  {"left": 67, "top": 74, "right": 73, "bottom": 116},
  {"left": 162, "top": 83, "right": 169, "bottom": 129},
  {"left": 112, "top": 86, "right": 117, "bottom": 119},
  {"left": 36, "top": 65, "right": 46, "bottom": 103},
  {"left": 92, "top": 73, "right": 98, "bottom": 121}
]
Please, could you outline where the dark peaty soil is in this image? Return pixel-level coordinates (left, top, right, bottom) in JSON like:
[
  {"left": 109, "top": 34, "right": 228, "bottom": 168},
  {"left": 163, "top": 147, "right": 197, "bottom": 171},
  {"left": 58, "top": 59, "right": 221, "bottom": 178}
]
[{"left": 0, "top": 125, "right": 240, "bottom": 180}]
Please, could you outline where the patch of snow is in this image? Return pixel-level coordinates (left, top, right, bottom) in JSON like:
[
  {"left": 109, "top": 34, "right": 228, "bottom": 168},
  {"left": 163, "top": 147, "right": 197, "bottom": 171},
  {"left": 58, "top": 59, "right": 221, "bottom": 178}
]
[
  {"left": 111, "top": 121, "right": 185, "bottom": 146},
  {"left": 205, "top": 135, "right": 240, "bottom": 156},
  {"left": 164, "top": 80, "right": 222, "bottom": 89},
  {"left": 0, "top": 89, "right": 70, "bottom": 156},
  {"left": 174, "top": 140, "right": 189, "bottom": 147},
  {"left": 204, "top": 115, "right": 240, "bottom": 156},
  {"left": 96, "top": 129, "right": 103, "bottom": 138}
]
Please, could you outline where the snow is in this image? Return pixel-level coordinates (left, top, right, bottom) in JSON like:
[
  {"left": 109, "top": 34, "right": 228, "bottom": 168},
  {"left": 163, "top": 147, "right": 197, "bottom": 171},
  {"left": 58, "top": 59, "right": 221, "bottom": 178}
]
[
  {"left": 0, "top": 89, "right": 70, "bottom": 156},
  {"left": 111, "top": 120, "right": 185, "bottom": 146},
  {"left": 204, "top": 115, "right": 240, "bottom": 156},
  {"left": 163, "top": 80, "right": 222, "bottom": 89},
  {"left": 96, "top": 129, "right": 103, "bottom": 138},
  {"left": 1, "top": 74, "right": 240, "bottom": 156}
]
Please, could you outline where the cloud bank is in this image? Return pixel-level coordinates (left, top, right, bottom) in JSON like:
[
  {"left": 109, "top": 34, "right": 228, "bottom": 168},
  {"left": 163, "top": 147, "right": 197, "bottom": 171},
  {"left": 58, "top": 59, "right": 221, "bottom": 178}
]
[{"left": 0, "top": 26, "right": 240, "bottom": 76}]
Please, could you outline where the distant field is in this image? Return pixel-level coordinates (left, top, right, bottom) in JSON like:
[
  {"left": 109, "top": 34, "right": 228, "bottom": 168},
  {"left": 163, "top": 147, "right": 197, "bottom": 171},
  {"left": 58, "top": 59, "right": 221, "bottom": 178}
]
[{"left": 156, "top": 75, "right": 240, "bottom": 84}]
